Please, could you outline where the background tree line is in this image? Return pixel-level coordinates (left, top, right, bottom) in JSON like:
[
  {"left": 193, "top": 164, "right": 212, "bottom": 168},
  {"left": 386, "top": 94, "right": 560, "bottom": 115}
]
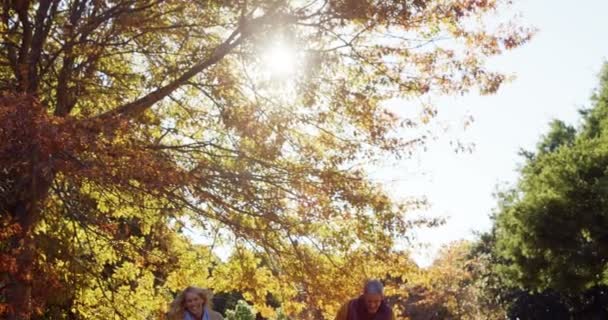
[{"left": 399, "top": 64, "right": 608, "bottom": 320}]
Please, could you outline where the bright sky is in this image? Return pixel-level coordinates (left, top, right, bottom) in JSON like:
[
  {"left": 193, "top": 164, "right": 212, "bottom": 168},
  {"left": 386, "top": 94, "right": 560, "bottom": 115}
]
[{"left": 373, "top": 0, "right": 608, "bottom": 266}]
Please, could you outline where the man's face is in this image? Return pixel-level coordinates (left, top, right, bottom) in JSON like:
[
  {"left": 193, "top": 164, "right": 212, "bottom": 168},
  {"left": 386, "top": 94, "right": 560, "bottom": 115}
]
[{"left": 363, "top": 293, "right": 383, "bottom": 314}]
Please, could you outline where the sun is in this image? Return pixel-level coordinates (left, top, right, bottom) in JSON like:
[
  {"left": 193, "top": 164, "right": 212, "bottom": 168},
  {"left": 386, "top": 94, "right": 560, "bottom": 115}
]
[{"left": 262, "top": 43, "right": 298, "bottom": 78}]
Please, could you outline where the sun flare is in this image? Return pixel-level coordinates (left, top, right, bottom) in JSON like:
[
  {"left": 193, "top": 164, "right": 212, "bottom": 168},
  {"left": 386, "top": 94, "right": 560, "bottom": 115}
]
[{"left": 263, "top": 43, "right": 297, "bottom": 77}]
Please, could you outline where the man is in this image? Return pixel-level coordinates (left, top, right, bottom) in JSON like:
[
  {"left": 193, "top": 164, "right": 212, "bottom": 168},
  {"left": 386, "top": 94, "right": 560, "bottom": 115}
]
[{"left": 335, "top": 279, "right": 395, "bottom": 320}]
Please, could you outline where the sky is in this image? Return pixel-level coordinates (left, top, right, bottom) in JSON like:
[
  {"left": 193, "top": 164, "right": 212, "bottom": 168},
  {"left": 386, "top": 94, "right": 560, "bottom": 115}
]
[{"left": 371, "top": 0, "right": 608, "bottom": 266}]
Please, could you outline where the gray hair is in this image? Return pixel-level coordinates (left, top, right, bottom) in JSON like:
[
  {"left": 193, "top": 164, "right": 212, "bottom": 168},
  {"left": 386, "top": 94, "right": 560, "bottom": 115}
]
[{"left": 363, "top": 279, "right": 384, "bottom": 295}]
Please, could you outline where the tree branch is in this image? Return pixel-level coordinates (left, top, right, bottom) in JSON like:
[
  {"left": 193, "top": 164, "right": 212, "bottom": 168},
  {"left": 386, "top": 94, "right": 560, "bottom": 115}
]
[
  {"left": 54, "top": 0, "right": 87, "bottom": 117},
  {"left": 15, "top": 0, "right": 32, "bottom": 91},
  {"left": 2, "top": 0, "right": 19, "bottom": 82},
  {"left": 98, "top": 6, "right": 291, "bottom": 120},
  {"left": 25, "top": 0, "right": 55, "bottom": 93},
  {"left": 98, "top": 26, "right": 246, "bottom": 120}
]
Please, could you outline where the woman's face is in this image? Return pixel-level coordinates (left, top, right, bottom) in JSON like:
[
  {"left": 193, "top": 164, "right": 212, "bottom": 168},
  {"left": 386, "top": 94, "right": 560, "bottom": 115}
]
[{"left": 185, "top": 291, "right": 205, "bottom": 317}]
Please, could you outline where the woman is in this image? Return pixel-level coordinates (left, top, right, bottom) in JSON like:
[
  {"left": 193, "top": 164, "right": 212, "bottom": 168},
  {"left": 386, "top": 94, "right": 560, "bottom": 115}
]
[{"left": 168, "top": 286, "right": 223, "bottom": 320}]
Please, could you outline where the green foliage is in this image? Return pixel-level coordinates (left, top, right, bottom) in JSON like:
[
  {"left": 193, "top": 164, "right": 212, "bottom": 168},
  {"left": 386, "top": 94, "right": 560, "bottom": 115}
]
[
  {"left": 493, "top": 63, "right": 608, "bottom": 292},
  {"left": 581, "top": 63, "right": 608, "bottom": 139},
  {"left": 225, "top": 300, "right": 256, "bottom": 320},
  {"left": 536, "top": 120, "right": 576, "bottom": 155}
]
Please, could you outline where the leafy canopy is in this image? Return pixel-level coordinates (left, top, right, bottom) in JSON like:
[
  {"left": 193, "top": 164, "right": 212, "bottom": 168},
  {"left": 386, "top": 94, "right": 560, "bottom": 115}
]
[{"left": 0, "top": 0, "right": 531, "bottom": 318}]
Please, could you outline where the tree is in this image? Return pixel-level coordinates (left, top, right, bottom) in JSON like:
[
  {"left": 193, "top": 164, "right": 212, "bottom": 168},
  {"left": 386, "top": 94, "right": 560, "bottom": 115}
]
[
  {"left": 506, "top": 289, "right": 569, "bottom": 320},
  {"left": 0, "top": 1, "right": 531, "bottom": 319},
  {"left": 472, "top": 209, "right": 608, "bottom": 319},
  {"left": 396, "top": 241, "right": 506, "bottom": 320},
  {"left": 470, "top": 226, "right": 575, "bottom": 320},
  {"left": 494, "top": 64, "right": 608, "bottom": 293}
]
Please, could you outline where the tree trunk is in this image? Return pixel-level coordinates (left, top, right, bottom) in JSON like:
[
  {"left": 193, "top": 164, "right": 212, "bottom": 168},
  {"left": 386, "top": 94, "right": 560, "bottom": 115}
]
[
  {"left": 5, "top": 207, "right": 35, "bottom": 320},
  {"left": 3, "top": 149, "right": 53, "bottom": 320}
]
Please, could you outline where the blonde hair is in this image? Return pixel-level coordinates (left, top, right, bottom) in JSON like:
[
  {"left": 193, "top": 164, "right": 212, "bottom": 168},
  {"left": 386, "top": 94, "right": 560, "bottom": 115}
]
[{"left": 167, "top": 286, "right": 214, "bottom": 320}]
